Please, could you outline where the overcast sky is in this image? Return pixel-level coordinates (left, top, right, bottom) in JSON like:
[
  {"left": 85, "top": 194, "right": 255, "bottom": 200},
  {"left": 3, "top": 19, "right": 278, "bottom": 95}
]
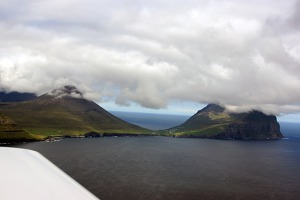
[{"left": 0, "top": 0, "right": 300, "bottom": 116}]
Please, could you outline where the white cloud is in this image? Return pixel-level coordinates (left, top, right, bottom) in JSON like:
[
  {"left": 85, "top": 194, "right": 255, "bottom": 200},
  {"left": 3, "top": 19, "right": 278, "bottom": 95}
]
[{"left": 0, "top": 0, "right": 300, "bottom": 115}]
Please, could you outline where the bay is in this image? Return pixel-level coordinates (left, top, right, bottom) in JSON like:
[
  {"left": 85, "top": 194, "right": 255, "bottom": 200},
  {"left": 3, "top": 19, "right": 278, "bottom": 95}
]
[
  {"left": 13, "top": 112, "right": 300, "bottom": 200},
  {"left": 16, "top": 137, "right": 300, "bottom": 200}
]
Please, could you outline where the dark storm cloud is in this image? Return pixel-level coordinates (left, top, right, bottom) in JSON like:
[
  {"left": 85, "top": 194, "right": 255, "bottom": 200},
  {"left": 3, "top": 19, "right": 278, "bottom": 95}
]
[{"left": 0, "top": 0, "right": 300, "bottom": 114}]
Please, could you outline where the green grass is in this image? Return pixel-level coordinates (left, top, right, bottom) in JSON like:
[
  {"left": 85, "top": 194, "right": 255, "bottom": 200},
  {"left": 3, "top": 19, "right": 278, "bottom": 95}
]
[
  {"left": 0, "top": 113, "right": 40, "bottom": 142},
  {"left": 0, "top": 130, "right": 38, "bottom": 140},
  {"left": 159, "top": 106, "right": 241, "bottom": 137},
  {"left": 161, "top": 123, "right": 229, "bottom": 137},
  {"left": 178, "top": 123, "right": 228, "bottom": 136},
  {"left": 207, "top": 112, "right": 232, "bottom": 120}
]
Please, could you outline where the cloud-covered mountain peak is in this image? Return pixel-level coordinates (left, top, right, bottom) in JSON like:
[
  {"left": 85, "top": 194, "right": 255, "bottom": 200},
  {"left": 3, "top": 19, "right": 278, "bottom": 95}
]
[{"left": 48, "top": 85, "right": 83, "bottom": 99}]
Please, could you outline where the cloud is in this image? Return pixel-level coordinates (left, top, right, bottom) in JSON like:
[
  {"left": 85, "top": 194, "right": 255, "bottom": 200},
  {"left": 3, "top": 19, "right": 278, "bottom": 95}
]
[{"left": 0, "top": 0, "right": 300, "bottom": 115}]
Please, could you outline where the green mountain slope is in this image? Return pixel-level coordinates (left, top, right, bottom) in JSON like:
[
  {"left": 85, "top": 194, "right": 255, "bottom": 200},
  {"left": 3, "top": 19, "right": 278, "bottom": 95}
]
[
  {"left": 162, "top": 104, "right": 283, "bottom": 139},
  {"left": 0, "top": 86, "right": 149, "bottom": 137},
  {"left": 0, "top": 113, "right": 39, "bottom": 143}
]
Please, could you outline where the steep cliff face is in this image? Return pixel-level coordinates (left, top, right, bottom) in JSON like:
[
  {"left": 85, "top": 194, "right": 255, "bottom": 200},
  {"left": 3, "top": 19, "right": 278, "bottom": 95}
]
[
  {"left": 215, "top": 111, "right": 283, "bottom": 139},
  {"left": 164, "top": 104, "right": 283, "bottom": 139}
]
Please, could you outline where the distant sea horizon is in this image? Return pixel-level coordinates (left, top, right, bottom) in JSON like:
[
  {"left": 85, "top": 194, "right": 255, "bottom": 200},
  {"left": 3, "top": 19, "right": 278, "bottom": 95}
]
[
  {"left": 110, "top": 111, "right": 300, "bottom": 139},
  {"left": 110, "top": 111, "right": 190, "bottom": 130}
]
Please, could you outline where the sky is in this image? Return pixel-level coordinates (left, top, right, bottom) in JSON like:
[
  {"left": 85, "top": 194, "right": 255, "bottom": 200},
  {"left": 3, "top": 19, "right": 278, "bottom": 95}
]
[{"left": 0, "top": 0, "right": 300, "bottom": 120}]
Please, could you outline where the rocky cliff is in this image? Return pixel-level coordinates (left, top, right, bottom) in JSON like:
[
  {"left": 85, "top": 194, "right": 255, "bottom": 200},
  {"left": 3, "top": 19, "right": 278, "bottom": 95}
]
[
  {"left": 164, "top": 104, "right": 283, "bottom": 139},
  {"left": 214, "top": 110, "right": 283, "bottom": 139}
]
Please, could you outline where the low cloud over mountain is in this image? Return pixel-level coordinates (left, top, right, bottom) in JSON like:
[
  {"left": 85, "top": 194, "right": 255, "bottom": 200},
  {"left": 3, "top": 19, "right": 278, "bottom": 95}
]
[{"left": 1, "top": 0, "right": 300, "bottom": 115}]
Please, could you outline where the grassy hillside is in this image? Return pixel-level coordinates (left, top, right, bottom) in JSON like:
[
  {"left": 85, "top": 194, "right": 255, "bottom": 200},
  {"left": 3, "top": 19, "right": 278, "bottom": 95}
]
[
  {"left": 161, "top": 104, "right": 240, "bottom": 137},
  {"left": 0, "top": 113, "right": 40, "bottom": 143},
  {"left": 0, "top": 86, "right": 150, "bottom": 137}
]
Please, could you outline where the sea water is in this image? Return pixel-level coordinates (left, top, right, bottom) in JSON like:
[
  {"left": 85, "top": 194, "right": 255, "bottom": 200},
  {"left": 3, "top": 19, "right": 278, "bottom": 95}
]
[
  {"left": 15, "top": 112, "right": 300, "bottom": 200},
  {"left": 110, "top": 111, "right": 190, "bottom": 130}
]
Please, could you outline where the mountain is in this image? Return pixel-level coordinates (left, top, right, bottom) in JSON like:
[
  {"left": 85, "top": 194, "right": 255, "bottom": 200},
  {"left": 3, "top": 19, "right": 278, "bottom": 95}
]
[
  {"left": 163, "top": 104, "right": 283, "bottom": 139},
  {"left": 0, "top": 86, "right": 149, "bottom": 138},
  {"left": 0, "top": 91, "right": 37, "bottom": 102},
  {"left": 0, "top": 113, "right": 39, "bottom": 143}
]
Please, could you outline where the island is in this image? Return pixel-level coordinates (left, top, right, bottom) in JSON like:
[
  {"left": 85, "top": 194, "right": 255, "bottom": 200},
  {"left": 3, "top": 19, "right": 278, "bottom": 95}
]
[{"left": 161, "top": 104, "right": 283, "bottom": 139}]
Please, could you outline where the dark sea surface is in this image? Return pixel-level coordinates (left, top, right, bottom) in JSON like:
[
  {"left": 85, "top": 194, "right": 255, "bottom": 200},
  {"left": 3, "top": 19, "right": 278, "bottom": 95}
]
[
  {"left": 15, "top": 112, "right": 300, "bottom": 200},
  {"left": 16, "top": 137, "right": 300, "bottom": 200}
]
